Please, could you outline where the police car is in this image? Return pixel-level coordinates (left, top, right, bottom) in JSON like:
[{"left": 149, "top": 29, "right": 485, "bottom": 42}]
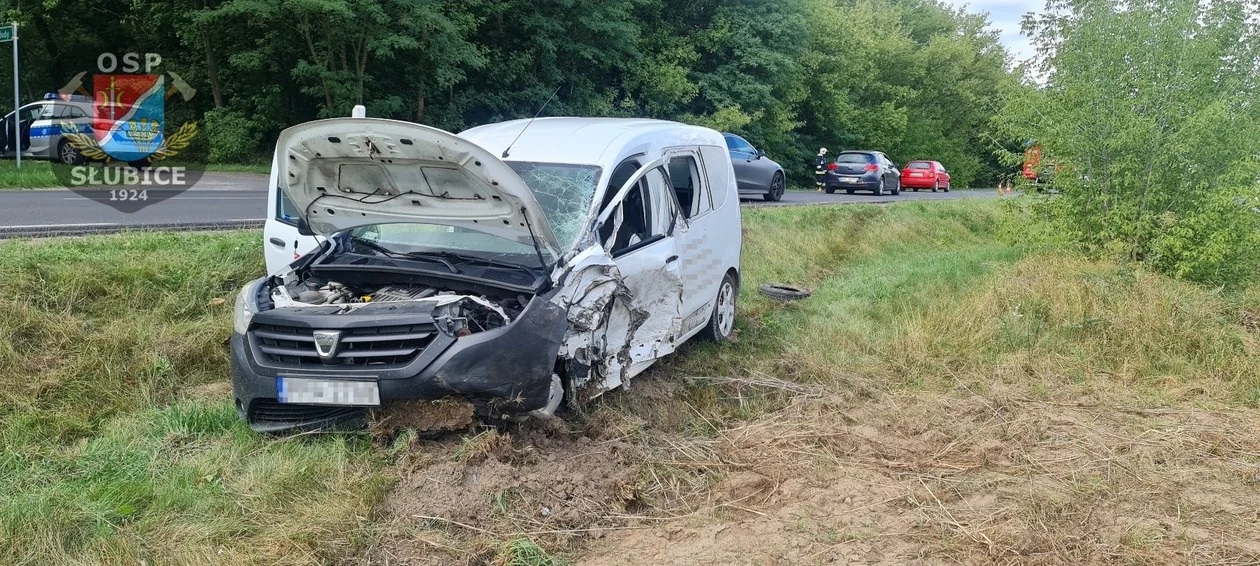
[{"left": 0, "top": 93, "right": 95, "bottom": 165}]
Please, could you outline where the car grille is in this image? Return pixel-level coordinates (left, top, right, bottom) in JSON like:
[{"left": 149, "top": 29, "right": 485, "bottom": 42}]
[
  {"left": 250, "top": 323, "right": 436, "bottom": 368},
  {"left": 249, "top": 399, "right": 365, "bottom": 428}
]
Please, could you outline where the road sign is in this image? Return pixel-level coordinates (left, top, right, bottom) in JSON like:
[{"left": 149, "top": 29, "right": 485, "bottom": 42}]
[{"left": 0, "top": 26, "right": 12, "bottom": 42}]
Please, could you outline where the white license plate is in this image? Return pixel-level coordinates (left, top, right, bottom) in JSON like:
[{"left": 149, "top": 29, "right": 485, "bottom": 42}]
[
  {"left": 842, "top": 176, "right": 860, "bottom": 183},
  {"left": 277, "top": 377, "right": 380, "bottom": 406}
]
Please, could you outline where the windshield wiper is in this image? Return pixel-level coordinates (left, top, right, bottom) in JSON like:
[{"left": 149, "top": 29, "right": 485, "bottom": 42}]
[
  {"left": 405, "top": 250, "right": 538, "bottom": 276},
  {"left": 349, "top": 236, "right": 459, "bottom": 273}
]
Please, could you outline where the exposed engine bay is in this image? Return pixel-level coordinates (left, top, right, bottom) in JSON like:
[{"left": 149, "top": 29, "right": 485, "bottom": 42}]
[{"left": 265, "top": 274, "right": 529, "bottom": 336}]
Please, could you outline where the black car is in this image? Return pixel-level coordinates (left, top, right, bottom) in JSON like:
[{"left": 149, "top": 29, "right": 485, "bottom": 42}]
[{"left": 823, "top": 151, "right": 901, "bottom": 195}]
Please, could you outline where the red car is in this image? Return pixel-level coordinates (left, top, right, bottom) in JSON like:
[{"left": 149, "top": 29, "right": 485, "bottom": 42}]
[{"left": 900, "top": 160, "right": 951, "bottom": 192}]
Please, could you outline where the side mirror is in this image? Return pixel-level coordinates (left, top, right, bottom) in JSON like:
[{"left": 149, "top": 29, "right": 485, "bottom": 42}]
[
  {"left": 755, "top": 149, "right": 765, "bottom": 159},
  {"left": 295, "top": 216, "right": 314, "bottom": 237}
]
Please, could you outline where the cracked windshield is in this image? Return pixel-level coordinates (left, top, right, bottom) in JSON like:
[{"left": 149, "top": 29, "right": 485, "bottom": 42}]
[{"left": 508, "top": 161, "right": 601, "bottom": 249}]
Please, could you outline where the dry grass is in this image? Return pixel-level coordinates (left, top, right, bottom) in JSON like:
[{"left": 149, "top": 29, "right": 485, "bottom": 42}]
[{"left": 366, "top": 201, "right": 1260, "bottom": 564}]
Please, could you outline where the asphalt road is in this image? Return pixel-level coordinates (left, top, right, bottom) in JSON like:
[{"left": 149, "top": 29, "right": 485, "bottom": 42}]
[{"left": 0, "top": 172, "right": 999, "bottom": 235}]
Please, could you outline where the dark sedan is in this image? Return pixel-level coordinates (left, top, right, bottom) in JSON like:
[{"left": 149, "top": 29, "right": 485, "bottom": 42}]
[
  {"left": 724, "top": 133, "right": 786, "bottom": 202},
  {"left": 823, "top": 151, "right": 901, "bottom": 195}
]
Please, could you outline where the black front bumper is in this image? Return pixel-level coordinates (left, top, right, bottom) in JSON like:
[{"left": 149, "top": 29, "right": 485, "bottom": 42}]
[{"left": 230, "top": 295, "right": 568, "bottom": 432}]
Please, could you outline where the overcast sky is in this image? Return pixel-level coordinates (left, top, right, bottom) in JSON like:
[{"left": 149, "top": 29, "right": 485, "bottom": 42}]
[{"left": 941, "top": 0, "right": 1043, "bottom": 64}]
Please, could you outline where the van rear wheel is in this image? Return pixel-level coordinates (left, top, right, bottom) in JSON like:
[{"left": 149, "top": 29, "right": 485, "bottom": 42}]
[{"left": 703, "top": 273, "right": 737, "bottom": 342}]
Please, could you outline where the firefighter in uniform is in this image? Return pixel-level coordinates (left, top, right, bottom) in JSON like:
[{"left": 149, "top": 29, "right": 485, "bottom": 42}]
[{"left": 814, "top": 147, "right": 828, "bottom": 191}]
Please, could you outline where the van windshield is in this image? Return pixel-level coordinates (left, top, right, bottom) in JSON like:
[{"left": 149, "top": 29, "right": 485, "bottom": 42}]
[{"left": 507, "top": 161, "right": 601, "bottom": 250}]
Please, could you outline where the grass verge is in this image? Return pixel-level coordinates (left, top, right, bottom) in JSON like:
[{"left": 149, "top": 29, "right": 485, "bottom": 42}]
[
  {"left": 0, "top": 160, "right": 267, "bottom": 189},
  {"left": 0, "top": 231, "right": 387, "bottom": 565},
  {"left": 4, "top": 200, "right": 1259, "bottom": 565}
]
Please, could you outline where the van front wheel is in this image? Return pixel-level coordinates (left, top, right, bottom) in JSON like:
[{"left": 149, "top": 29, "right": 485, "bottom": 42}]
[{"left": 703, "top": 273, "right": 737, "bottom": 342}]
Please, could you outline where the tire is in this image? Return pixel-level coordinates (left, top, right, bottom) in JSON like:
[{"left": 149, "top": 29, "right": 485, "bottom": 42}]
[
  {"left": 891, "top": 180, "right": 900, "bottom": 195},
  {"left": 873, "top": 178, "right": 885, "bottom": 195},
  {"left": 758, "top": 283, "right": 811, "bottom": 301},
  {"left": 57, "top": 139, "right": 83, "bottom": 165},
  {"left": 931, "top": 181, "right": 938, "bottom": 193},
  {"left": 704, "top": 273, "right": 738, "bottom": 342},
  {"left": 763, "top": 172, "right": 785, "bottom": 202},
  {"left": 913, "top": 187, "right": 919, "bottom": 192},
  {"left": 845, "top": 188, "right": 854, "bottom": 194},
  {"left": 824, "top": 186, "right": 836, "bottom": 194},
  {"left": 944, "top": 182, "right": 950, "bottom": 192}
]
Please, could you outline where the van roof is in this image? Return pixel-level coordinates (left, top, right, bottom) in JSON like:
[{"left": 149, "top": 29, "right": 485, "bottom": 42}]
[{"left": 460, "top": 117, "right": 724, "bottom": 168}]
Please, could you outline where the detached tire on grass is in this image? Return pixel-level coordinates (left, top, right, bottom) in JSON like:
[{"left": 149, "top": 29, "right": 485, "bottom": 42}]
[{"left": 758, "top": 283, "right": 811, "bottom": 301}]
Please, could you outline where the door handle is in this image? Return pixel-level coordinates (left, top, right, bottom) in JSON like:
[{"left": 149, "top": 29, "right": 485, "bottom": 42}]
[
  {"left": 666, "top": 255, "right": 679, "bottom": 264},
  {"left": 269, "top": 237, "right": 286, "bottom": 247}
]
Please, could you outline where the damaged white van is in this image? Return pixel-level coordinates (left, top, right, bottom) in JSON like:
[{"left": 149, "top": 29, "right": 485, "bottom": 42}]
[{"left": 231, "top": 117, "right": 742, "bottom": 431}]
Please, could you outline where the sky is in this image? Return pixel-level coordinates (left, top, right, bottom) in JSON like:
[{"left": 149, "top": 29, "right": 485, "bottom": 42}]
[{"left": 941, "top": 0, "right": 1042, "bottom": 64}]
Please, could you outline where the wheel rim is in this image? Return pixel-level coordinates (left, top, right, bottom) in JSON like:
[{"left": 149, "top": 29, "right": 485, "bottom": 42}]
[
  {"left": 878, "top": 179, "right": 885, "bottom": 194},
  {"left": 772, "top": 175, "right": 784, "bottom": 198},
  {"left": 60, "top": 143, "right": 76, "bottom": 164},
  {"left": 716, "top": 281, "right": 735, "bottom": 337}
]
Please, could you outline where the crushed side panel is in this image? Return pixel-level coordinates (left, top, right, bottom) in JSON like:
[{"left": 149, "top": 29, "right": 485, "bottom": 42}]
[{"left": 551, "top": 245, "right": 684, "bottom": 400}]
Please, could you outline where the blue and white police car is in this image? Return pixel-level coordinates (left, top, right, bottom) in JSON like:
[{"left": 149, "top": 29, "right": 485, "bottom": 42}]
[{"left": 0, "top": 93, "right": 95, "bottom": 165}]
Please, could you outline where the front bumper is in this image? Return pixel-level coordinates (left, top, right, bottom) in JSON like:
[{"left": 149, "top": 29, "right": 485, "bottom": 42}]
[{"left": 230, "top": 295, "right": 568, "bottom": 432}]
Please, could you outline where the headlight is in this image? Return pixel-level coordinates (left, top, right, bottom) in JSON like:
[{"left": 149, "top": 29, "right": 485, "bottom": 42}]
[{"left": 233, "top": 279, "right": 261, "bottom": 334}]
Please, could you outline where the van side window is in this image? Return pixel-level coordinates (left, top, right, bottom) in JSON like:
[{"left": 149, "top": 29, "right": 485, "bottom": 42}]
[
  {"left": 668, "top": 155, "right": 708, "bottom": 218},
  {"left": 698, "top": 145, "right": 730, "bottom": 210},
  {"left": 603, "top": 178, "right": 652, "bottom": 252},
  {"left": 277, "top": 190, "right": 302, "bottom": 226},
  {"left": 601, "top": 169, "right": 674, "bottom": 255}
]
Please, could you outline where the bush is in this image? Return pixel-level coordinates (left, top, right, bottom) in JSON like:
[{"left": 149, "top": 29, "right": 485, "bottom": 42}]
[
  {"left": 203, "top": 107, "right": 265, "bottom": 164},
  {"left": 996, "top": 0, "right": 1260, "bottom": 286}
]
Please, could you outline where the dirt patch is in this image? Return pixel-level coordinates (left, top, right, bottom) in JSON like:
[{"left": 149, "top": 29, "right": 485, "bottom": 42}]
[
  {"left": 364, "top": 416, "right": 643, "bottom": 564},
  {"left": 371, "top": 398, "right": 478, "bottom": 435},
  {"left": 580, "top": 386, "right": 1260, "bottom": 565},
  {"left": 356, "top": 368, "right": 1260, "bottom": 565}
]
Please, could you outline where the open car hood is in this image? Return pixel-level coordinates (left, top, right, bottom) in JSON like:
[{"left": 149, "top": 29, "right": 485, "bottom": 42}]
[{"left": 275, "top": 118, "right": 561, "bottom": 257}]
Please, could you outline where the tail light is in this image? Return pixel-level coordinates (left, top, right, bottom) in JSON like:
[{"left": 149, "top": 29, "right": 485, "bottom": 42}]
[
  {"left": 827, "top": 163, "right": 837, "bottom": 170},
  {"left": 864, "top": 164, "right": 878, "bottom": 172}
]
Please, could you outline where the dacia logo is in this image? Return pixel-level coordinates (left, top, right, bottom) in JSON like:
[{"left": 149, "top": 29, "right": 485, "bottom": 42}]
[{"left": 312, "top": 330, "right": 342, "bottom": 364}]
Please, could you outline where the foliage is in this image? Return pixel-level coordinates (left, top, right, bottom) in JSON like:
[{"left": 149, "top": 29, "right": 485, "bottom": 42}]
[
  {"left": 996, "top": 0, "right": 1260, "bottom": 286},
  {"left": 0, "top": 0, "right": 1017, "bottom": 185},
  {"left": 203, "top": 107, "right": 263, "bottom": 163}
]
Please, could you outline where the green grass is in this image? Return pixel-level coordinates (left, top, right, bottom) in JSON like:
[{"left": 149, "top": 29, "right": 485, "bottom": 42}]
[
  {"left": 0, "top": 231, "right": 387, "bottom": 565},
  {"left": 0, "top": 160, "right": 58, "bottom": 188},
  {"left": 0, "top": 160, "right": 266, "bottom": 189},
  {"left": 655, "top": 200, "right": 1260, "bottom": 405},
  {"left": 3, "top": 201, "right": 1258, "bottom": 564}
]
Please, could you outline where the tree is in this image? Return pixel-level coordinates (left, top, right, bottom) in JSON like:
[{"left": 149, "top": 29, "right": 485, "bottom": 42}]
[{"left": 997, "top": 0, "right": 1260, "bottom": 285}]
